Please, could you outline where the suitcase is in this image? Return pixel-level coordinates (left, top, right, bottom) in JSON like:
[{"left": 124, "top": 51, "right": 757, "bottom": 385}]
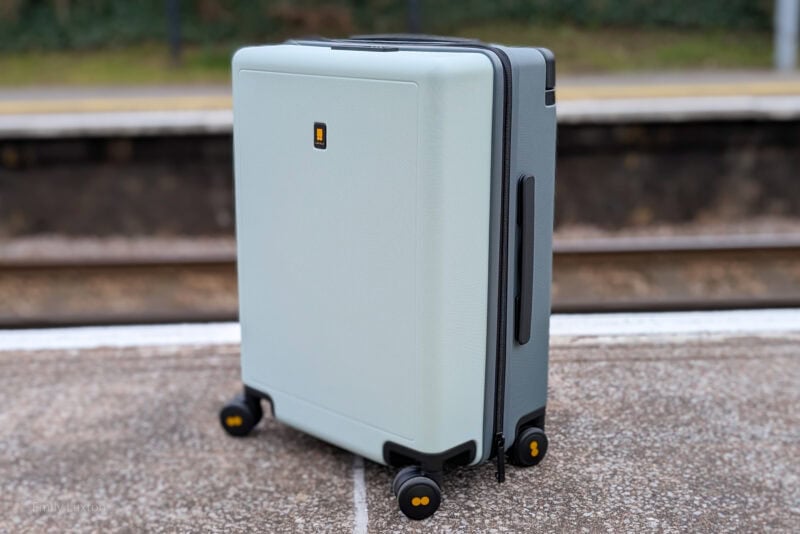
[{"left": 220, "top": 34, "right": 557, "bottom": 520}]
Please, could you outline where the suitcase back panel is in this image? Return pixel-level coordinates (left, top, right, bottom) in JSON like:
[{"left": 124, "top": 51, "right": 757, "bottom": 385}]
[{"left": 232, "top": 45, "right": 495, "bottom": 464}]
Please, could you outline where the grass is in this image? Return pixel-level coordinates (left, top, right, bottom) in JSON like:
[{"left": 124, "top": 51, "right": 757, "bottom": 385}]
[
  {"left": 456, "top": 23, "right": 772, "bottom": 74},
  {"left": 0, "top": 43, "right": 235, "bottom": 86},
  {"left": 0, "top": 24, "right": 773, "bottom": 86}
]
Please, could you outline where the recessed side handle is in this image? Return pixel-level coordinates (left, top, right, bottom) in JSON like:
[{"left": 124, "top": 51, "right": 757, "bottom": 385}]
[{"left": 515, "top": 175, "right": 535, "bottom": 345}]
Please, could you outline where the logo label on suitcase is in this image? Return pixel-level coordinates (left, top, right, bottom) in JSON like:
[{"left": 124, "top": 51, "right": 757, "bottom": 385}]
[{"left": 314, "top": 122, "right": 327, "bottom": 149}]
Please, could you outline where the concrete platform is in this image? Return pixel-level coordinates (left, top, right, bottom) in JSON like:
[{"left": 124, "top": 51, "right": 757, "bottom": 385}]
[
  {"left": 4, "top": 96, "right": 800, "bottom": 138},
  {"left": 1, "top": 310, "right": 799, "bottom": 532}
]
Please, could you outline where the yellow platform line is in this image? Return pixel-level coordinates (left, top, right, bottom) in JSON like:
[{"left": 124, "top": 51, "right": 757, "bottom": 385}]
[
  {"left": 559, "top": 80, "right": 800, "bottom": 100},
  {"left": 1, "top": 81, "right": 800, "bottom": 115}
]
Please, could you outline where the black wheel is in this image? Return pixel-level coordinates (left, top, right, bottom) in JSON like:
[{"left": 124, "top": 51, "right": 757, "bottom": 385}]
[
  {"left": 219, "top": 393, "right": 262, "bottom": 437},
  {"left": 394, "top": 469, "right": 441, "bottom": 520},
  {"left": 509, "top": 426, "right": 548, "bottom": 467},
  {"left": 392, "top": 465, "right": 423, "bottom": 497}
]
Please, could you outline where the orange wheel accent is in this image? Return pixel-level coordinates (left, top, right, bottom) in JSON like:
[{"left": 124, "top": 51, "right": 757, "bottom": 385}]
[{"left": 226, "top": 415, "right": 243, "bottom": 427}]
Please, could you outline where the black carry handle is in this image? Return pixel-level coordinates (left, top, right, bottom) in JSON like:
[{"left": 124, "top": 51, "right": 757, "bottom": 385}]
[
  {"left": 349, "top": 34, "right": 480, "bottom": 44},
  {"left": 515, "top": 176, "right": 535, "bottom": 345}
]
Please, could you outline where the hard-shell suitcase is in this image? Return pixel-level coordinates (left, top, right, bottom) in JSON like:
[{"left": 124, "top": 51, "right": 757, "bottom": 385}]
[{"left": 220, "top": 35, "right": 557, "bottom": 520}]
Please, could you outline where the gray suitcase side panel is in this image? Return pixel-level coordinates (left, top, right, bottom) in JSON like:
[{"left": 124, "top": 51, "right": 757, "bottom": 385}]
[
  {"left": 475, "top": 45, "right": 556, "bottom": 462},
  {"left": 496, "top": 46, "right": 557, "bottom": 450}
]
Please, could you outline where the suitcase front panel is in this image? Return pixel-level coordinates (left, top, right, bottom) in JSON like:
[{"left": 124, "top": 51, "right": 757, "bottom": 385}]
[
  {"left": 237, "top": 69, "right": 420, "bottom": 440},
  {"left": 232, "top": 45, "right": 495, "bottom": 464}
]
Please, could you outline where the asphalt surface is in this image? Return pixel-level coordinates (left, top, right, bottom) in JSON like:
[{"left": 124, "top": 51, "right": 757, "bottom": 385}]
[{"left": 1, "top": 321, "right": 799, "bottom": 532}]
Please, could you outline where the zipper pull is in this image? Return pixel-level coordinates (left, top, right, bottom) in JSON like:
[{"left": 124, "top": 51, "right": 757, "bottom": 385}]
[{"left": 495, "top": 433, "right": 506, "bottom": 483}]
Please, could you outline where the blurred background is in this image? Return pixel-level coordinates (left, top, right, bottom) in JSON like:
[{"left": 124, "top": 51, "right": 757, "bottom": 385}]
[{"left": 1, "top": 0, "right": 799, "bottom": 326}]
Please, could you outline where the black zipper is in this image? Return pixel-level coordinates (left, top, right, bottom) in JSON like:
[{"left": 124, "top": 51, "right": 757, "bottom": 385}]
[{"left": 481, "top": 45, "right": 513, "bottom": 483}]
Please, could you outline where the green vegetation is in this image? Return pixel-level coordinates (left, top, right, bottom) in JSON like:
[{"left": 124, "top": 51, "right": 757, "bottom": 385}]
[
  {"left": 0, "top": 0, "right": 773, "bottom": 53},
  {"left": 0, "top": 24, "right": 773, "bottom": 86},
  {"left": 457, "top": 23, "right": 773, "bottom": 73},
  {"left": 0, "top": 0, "right": 774, "bottom": 84},
  {"left": 0, "top": 44, "right": 234, "bottom": 86}
]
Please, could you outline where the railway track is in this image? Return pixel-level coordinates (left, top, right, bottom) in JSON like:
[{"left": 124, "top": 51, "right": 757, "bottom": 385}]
[
  {"left": 1, "top": 235, "right": 798, "bottom": 327},
  {"left": 552, "top": 235, "right": 800, "bottom": 312}
]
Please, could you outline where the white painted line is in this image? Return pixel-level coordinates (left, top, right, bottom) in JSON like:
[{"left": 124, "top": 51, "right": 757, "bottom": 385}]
[
  {"left": 556, "top": 95, "right": 800, "bottom": 124},
  {"left": 352, "top": 455, "right": 368, "bottom": 534},
  {"left": 0, "top": 322, "right": 240, "bottom": 352},
  {"left": 550, "top": 309, "right": 800, "bottom": 337},
  {"left": 0, "top": 109, "right": 233, "bottom": 139}
]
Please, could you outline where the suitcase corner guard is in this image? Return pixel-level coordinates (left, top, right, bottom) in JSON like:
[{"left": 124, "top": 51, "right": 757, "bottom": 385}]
[
  {"left": 383, "top": 440, "right": 476, "bottom": 474},
  {"left": 243, "top": 384, "right": 275, "bottom": 417}
]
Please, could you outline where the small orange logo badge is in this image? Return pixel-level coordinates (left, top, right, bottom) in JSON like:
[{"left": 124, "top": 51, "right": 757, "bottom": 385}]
[{"left": 314, "top": 122, "right": 326, "bottom": 149}]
